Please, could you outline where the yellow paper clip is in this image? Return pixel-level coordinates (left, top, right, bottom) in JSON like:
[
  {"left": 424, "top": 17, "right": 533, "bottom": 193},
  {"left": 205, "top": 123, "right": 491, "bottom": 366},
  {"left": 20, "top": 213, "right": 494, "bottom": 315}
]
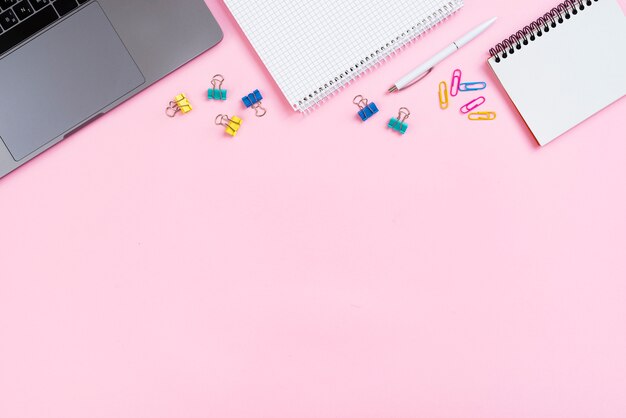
[
  {"left": 215, "top": 114, "right": 243, "bottom": 136},
  {"left": 166, "top": 94, "right": 192, "bottom": 117},
  {"left": 468, "top": 111, "right": 496, "bottom": 121},
  {"left": 438, "top": 81, "right": 449, "bottom": 110}
]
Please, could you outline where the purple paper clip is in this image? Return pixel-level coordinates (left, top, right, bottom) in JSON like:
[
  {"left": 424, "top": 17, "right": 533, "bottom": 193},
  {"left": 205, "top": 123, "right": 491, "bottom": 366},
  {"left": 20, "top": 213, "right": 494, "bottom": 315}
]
[
  {"left": 460, "top": 96, "right": 486, "bottom": 114},
  {"left": 450, "top": 69, "right": 462, "bottom": 97}
]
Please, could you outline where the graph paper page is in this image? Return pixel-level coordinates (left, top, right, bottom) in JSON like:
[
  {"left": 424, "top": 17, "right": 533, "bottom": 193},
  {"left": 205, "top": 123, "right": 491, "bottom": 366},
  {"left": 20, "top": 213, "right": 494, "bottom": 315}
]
[{"left": 224, "top": 0, "right": 464, "bottom": 112}]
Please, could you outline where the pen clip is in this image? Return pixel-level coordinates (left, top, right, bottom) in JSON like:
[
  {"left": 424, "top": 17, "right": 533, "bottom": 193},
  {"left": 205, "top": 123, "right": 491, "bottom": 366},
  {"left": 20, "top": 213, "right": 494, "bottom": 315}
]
[{"left": 403, "top": 67, "right": 434, "bottom": 89}]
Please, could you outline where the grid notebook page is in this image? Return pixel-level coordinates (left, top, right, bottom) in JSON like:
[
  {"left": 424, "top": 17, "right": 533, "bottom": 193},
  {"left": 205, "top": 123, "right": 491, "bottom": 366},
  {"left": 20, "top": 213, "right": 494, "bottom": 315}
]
[{"left": 224, "top": 0, "right": 463, "bottom": 112}]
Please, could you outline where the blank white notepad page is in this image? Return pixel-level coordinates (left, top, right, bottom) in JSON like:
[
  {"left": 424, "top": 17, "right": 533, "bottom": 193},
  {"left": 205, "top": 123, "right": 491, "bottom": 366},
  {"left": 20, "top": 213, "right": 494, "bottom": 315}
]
[
  {"left": 488, "top": 0, "right": 626, "bottom": 146},
  {"left": 225, "top": 0, "right": 463, "bottom": 112}
]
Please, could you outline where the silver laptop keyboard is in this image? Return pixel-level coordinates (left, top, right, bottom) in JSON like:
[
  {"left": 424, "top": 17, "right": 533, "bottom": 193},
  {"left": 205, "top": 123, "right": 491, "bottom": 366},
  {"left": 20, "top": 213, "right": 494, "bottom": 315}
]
[{"left": 0, "top": 0, "right": 91, "bottom": 56}]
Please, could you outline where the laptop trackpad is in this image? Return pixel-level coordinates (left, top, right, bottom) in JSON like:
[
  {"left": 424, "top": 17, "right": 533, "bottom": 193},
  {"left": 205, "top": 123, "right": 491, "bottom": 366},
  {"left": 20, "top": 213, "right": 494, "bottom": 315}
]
[{"left": 0, "top": 3, "right": 144, "bottom": 161}]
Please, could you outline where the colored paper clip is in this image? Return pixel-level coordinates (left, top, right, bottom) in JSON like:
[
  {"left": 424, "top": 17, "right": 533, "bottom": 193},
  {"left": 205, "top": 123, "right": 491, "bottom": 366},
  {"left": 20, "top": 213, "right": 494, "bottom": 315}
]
[
  {"left": 353, "top": 95, "right": 379, "bottom": 121},
  {"left": 459, "top": 81, "right": 487, "bottom": 92},
  {"left": 215, "top": 114, "right": 243, "bottom": 136},
  {"left": 388, "top": 107, "right": 410, "bottom": 135},
  {"left": 468, "top": 111, "right": 496, "bottom": 121},
  {"left": 438, "top": 81, "right": 449, "bottom": 110},
  {"left": 242, "top": 89, "right": 267, "bottom": 117},
  {"left": 450, "top": 69, "right": 462, "bottom": 97},
  {"left": 208, "top": 74, "right": 227, "bottom": 100},
  {"left": 166, "top": 93, "right": 192, "bottom": 117},
  {"left": 460, "top": 96, "right": 485, "bottom": 114}
]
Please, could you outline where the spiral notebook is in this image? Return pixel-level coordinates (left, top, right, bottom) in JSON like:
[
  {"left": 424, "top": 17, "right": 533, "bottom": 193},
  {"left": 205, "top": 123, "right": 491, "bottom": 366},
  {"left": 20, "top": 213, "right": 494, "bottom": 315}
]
[
  {"left": 224, "top": 0, "right": 464, "bottom": 112},
  {"left": 488, "top": 0, "right": 626, "bottom": 146}
]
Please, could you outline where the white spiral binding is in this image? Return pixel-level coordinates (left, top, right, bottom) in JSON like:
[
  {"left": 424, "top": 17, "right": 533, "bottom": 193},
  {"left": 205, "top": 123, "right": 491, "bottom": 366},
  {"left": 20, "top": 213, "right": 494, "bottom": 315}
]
[{"left": 295, "top": 0, "right": 464, "bottom": 113}]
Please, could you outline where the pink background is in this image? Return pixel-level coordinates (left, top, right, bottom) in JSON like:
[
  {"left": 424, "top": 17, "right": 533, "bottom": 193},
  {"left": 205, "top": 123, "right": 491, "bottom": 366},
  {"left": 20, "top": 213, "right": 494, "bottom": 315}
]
[{"left": 1, "top": 0, "right": 626, "bottom": 417}]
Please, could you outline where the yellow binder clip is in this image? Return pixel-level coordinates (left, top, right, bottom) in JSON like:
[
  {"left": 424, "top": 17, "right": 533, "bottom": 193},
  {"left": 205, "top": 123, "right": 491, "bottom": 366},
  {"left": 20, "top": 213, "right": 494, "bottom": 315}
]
[
  {"left": 166, "top": 94, "right": 192, "bottom": 117},
  {"left": 215, "top": 114, "right": 243, "bottom": 136},
  {"left": 468, "top": 111, "right": 496, "bottom": 121},
  {"left": 438, "top": 81, "right": 449, "bottom": 110}
]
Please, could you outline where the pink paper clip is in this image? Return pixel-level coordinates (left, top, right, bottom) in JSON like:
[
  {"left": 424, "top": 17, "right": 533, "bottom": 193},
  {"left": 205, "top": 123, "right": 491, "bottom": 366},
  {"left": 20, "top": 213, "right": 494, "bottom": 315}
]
[
  {"left": 460, "top": 96, "right": 485, "bottom": 114},
  {"left": 450, "top": 69, "right": 462, "bottom": 97}
]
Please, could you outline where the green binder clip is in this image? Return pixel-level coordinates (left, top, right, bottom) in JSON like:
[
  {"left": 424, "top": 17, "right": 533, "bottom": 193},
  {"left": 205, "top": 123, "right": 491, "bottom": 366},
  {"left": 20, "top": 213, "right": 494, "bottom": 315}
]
[
  {"left": 208, "top": 74, "right": 227, "bottom": 100},
  {"left": 388, "top": 107, "right": 410, "bottom": 135}
]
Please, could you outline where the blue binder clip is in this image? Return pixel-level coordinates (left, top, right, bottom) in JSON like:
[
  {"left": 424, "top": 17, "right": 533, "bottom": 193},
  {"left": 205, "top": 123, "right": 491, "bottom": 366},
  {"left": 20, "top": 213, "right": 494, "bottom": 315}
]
[
  {"left": 208, "top": 74, "right": 227, "bottom": 100},
  {"left": 353, "top": 95, "right": 379, "bottom": 121},
  {"left": 242, "top": 89, "right": 267, "bottom": 117},
  {"left": 388, "top": 107, "right": 410, "bottom": 135}
]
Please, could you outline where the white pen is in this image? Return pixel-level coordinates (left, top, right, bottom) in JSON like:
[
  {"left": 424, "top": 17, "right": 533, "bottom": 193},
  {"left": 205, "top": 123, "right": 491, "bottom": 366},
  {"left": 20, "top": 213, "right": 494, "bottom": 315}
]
[{"left": 388, "top": 17, "right": 497, "bottom": 93}]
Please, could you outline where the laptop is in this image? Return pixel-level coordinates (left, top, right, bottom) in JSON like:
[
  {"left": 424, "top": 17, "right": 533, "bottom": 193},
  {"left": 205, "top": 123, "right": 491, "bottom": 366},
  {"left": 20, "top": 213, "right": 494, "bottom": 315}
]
[{"left": 0, "top": 0, "right": 223, "bottom": 179}]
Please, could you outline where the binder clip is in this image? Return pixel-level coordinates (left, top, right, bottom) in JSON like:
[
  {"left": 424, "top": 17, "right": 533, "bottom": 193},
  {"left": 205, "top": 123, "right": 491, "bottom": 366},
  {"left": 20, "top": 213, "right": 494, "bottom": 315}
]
[
  {"left": 165, "top": 94, "right": 192, "bottom": 117},
  {"left": 387, "top": 107, "right": 410, "bottom": 135},
  {"left": 438, "top": 81, "right": 449, "bottom": 110},
  {"left": 207, "top": 74, "right": 227, "bottom": 100},
  {"left": 242, "top": 89, "right": 267, "bottom": 117},
  {"left": 215, "top": 114, "right": 243, "bottom": 137},
  {"left": 459, "top": 81, "right": 487, "bottom": 92},
  {"left": 353, "top": 95, "right": 379, "bottom": 121},
  {"left": 450, "top": 69, "right": 462, "bottom": 96},
  {"left": 460, "top": 96, "right": 486, "bottom": 114},
  {"left": 468, "top": 111, "right": 496, "bottom": 121}
]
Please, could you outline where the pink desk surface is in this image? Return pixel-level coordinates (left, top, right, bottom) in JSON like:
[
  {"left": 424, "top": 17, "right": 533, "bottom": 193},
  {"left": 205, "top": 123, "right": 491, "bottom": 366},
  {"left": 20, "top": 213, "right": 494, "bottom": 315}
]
[{"left": 1, "top": 1, "right": 626, "bottom": 417}]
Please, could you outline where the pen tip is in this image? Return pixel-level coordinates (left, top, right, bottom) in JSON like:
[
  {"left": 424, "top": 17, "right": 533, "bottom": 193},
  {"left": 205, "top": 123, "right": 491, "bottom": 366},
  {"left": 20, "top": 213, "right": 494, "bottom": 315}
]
[{"left": 388, "top": 86, "right": 398, "bottom": 93}]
